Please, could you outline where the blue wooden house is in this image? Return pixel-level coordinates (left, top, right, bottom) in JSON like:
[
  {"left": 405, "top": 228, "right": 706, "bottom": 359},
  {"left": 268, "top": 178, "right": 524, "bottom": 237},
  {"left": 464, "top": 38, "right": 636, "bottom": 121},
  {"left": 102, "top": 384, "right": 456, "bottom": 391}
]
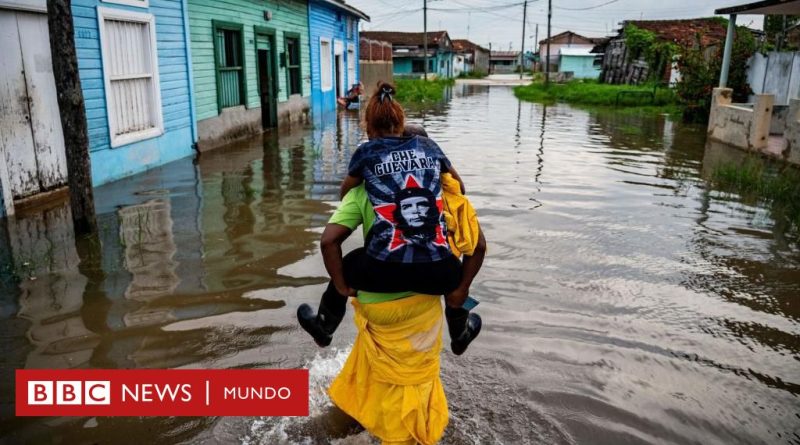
[
  {"left": 308, "top": 0, "right": 369, "bottom": 117},
  {"left": 72, "top": 0, "right": 196, "bottom": 185},
  {"left": 360, "top": 31, "right": 454, "bottom": 79}
]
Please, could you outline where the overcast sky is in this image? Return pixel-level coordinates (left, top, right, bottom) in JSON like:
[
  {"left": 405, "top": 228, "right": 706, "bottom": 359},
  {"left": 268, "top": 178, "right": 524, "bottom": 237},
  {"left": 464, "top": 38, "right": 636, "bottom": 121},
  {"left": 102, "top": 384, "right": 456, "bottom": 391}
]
[{"left": 347, "top": 0, "right": 765, "bottom": 51}]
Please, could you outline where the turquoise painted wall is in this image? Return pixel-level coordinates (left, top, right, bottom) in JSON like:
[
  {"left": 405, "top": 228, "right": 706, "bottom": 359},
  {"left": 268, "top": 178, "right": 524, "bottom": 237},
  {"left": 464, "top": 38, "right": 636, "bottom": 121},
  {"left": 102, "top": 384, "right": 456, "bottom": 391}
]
[
  {"left": 560, "top": 55, "right": 600, "bottom": 79},
  {"left": 188, "top": 0, "right": 310, "bottom": 122},
  {"left": 72, "top": 0, "right": 195, "bottom": 186},
  {"left": 392, "top": 52, "right": 452, "bottom": 77},
  {"left": 309, "top": 1, "right": 361, "bottom": 117}
]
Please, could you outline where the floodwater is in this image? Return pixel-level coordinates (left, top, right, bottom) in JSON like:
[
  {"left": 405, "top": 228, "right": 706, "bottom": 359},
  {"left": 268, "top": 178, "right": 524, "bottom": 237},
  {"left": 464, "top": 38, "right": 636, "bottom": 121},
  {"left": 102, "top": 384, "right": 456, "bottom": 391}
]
[{"left": 1, "top": 85, "right": 798, "bottom": 445}]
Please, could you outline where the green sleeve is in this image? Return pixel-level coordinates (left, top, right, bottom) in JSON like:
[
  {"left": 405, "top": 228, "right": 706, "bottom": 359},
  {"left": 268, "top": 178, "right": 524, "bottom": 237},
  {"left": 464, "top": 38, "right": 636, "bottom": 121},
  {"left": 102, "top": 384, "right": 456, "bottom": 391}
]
[{"left": 328, "top": 185, "right": 375, "bottom": 237}]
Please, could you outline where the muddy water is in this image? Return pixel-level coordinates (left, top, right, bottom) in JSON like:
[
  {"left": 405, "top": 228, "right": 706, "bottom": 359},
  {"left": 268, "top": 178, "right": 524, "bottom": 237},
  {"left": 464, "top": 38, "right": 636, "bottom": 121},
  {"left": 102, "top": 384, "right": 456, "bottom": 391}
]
[{"left": 1, "top": 85, "right": 798, "bottom": 445}]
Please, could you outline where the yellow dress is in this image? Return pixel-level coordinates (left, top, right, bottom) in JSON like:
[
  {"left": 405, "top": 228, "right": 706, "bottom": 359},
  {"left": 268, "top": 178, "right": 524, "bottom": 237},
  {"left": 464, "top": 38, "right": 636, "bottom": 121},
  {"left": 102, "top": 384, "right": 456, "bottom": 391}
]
[{"left": 328, "top": 295, "right": 448, "bottom": 445}]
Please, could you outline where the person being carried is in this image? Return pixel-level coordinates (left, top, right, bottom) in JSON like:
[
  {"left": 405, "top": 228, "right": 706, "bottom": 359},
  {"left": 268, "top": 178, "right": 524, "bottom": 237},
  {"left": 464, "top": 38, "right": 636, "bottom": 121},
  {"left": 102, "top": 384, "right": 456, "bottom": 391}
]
[
  {"left": 298, "top": 82, "right": 483, "bottom": 355},
  {"left": 337, "top": 82, "right": 363, "bottom": 109}
]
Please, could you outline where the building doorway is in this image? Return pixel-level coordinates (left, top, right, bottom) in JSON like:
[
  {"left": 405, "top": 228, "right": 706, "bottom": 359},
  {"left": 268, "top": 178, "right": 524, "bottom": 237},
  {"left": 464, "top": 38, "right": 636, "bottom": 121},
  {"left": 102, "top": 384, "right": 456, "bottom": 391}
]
[{"left": 256, "top": 32, "right": 277, "bottom": 129}]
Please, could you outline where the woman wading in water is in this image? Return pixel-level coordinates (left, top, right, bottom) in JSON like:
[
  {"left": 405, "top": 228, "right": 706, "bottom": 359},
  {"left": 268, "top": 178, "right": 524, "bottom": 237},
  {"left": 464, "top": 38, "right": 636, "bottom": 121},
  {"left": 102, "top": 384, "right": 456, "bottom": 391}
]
[{"left": 297, "top": 82, "right": 486, "bottom": 444}]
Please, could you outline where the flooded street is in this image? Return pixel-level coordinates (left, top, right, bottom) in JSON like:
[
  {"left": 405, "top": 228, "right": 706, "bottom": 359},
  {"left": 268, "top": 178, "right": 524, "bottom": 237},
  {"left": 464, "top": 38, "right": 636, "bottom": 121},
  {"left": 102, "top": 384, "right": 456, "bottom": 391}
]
[{"left": 1, "top": 85, "right": 798, "bottom": 445}]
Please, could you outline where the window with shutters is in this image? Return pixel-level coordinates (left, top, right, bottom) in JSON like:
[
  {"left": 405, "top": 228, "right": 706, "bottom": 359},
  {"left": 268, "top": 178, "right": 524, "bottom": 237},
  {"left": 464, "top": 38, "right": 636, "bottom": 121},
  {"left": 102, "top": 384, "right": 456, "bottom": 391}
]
[
  {"left": 320, "top": 38, "right": 332, "bottom": 92},
  {"left": 97, "top": 7, "right": 163, "bottom": 148},
  {"left": 285, "top": 34, "right": 302, "bottom": 96},
  {"left": 213, "top": 21, "right": 245, "bottom": 111}
]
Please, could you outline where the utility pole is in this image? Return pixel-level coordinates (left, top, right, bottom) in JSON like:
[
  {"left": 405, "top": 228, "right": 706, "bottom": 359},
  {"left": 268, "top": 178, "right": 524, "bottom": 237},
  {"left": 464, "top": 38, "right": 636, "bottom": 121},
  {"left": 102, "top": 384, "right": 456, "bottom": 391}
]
[
  {"left": 489, "top": 42, "right": 492, "bottom": 74},
  {"left": 424, "top": 0, "right": 428, "bottom": 80},
  {"left": 520, "top": 0, "right": 527, "bottom": 79},
  {"left": 545, "top": 0, "right": 552, "bottom": 86},
  {"left": 47, "top": 0, "right": 97, "bottom": 235}
]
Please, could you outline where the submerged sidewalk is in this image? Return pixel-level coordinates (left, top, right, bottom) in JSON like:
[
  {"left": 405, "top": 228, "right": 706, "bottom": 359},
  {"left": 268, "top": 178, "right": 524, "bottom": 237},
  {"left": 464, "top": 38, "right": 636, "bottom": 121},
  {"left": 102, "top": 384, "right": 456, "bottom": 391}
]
[{"left": 456, "top": 74, "right": 533, "bottom": 86}]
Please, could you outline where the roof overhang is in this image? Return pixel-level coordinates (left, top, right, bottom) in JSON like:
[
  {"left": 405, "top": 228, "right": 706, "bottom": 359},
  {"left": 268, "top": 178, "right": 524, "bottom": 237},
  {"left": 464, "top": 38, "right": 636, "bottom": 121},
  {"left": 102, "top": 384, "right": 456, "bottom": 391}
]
[
  {"left": 315, "top": 0, "right": 370, "bottom": 21},
  {"left": 715, "top": 0, "right": 800, "bottom": 15}
]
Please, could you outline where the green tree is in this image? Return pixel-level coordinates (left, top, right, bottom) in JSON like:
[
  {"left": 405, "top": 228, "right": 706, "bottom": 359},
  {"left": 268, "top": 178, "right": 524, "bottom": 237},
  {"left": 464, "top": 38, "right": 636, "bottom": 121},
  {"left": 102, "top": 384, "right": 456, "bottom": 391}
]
[
  {"left": 764, "top": 15, "right": 800, "bottom": 50},
  {"left": 675, "top": 26, "right": 755, "bottom": 122}
]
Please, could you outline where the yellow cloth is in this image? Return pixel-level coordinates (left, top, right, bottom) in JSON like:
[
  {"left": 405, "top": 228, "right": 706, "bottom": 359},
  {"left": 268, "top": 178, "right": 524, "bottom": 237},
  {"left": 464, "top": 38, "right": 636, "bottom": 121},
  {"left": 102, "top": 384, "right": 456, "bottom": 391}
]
[
  {"left": 328, "top": 295, "right": 449, "bottom": 445},
  {"left": 441, "top": 173, "right": 480, "bottom": 258}
]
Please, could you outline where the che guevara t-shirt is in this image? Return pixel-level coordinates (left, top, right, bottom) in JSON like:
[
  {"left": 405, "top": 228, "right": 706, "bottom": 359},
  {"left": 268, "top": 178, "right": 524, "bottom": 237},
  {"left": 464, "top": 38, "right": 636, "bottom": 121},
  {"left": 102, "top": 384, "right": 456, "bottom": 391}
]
[{"left": 347, "top": 135, "right": 453, "bottom": 263}]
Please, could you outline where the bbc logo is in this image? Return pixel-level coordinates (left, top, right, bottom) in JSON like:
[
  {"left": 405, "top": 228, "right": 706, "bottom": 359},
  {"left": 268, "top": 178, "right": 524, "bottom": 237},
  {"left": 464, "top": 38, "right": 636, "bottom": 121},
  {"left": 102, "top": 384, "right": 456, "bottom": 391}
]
[{"left": 28, "top": 381, "right": 111, "bottom": 405}]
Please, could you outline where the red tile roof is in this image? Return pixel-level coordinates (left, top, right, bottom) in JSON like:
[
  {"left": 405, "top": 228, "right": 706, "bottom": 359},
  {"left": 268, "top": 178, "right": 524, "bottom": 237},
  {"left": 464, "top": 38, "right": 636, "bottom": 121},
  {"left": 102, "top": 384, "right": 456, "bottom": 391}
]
[
  {"left": 625, "top": 18, "right": 728, "bottom": 47},
  {"left": 452, "top": 39, "right": 489, "bottom": 53},
  {"left": 539, "top": 30, "right": 604, "bottom": 45},
  {"left": 360, "top": 31, "right": 450, "bottom": 48}
]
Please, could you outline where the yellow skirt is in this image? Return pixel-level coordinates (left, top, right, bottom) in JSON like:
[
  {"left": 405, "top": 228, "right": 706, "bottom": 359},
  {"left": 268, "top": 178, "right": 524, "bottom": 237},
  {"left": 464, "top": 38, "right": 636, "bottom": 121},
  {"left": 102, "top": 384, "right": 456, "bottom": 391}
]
[{"left": 328, "top": 295, "right": 448, "bottom": 445}]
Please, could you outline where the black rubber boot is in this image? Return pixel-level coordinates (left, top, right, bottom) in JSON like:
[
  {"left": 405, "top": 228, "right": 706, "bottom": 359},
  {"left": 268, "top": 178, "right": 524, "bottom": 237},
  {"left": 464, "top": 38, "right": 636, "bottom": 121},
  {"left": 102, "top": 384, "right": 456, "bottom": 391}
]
[
  {"left": 445, "top": 306, "right": 482, "bottom": 355},
  {"left": 297, "top": 283, "right": 347, "bottom": 347}
]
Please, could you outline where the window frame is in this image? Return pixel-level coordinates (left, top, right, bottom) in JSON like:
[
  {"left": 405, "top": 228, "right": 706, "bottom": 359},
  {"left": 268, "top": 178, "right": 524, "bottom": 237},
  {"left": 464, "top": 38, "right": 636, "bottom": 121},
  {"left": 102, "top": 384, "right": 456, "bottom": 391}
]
[
  {"left": 284, "top": 32, "right": 302, "bottom": 96},
  {"left": 212, "top": 20, "right": 247, "bottom": 112},
  {"left": 101, "top": 0, "right": 149, "bottom": 8},
  {"left": 320, "top": 37, "right": 333, "bottom": 92},
  {"left": 97, "top": 6, "right": 163, "bottom": 148}
]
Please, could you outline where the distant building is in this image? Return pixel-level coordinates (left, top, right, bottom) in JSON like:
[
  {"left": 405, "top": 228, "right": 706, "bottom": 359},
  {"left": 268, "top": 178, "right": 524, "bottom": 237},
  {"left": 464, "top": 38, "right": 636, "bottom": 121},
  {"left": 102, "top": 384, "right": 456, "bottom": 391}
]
[
  {"left": 308, "top": 0, "right": 369, "bottom": 117},
  {"left": 559, "top": 48, "right": 602, "bottom": 79},
  {"left": 489, "top": 51, "right": 520, "bottom": 74},
  {"left": 360, "top": 31, "right": 454, "bottom": 78},
  {"left": 599, "top": 19, "right": 728, "bottom": 85},
  {"left": 539, "top": 31, "right": 602, "bottom": 72},
  {"left": 452, "top": 39, "right": 490, "bottom": 76}
]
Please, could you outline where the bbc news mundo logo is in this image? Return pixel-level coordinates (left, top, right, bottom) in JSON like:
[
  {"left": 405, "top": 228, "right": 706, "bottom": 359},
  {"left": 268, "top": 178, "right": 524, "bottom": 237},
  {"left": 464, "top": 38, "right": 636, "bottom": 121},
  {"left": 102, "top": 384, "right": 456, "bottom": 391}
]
[{"left": 16, "top": 369, "right": 308, "bottom": 416}]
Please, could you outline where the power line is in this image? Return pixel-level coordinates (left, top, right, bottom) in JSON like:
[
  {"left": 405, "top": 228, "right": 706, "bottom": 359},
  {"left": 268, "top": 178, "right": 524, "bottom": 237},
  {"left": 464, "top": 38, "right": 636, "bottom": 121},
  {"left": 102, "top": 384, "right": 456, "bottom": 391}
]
[{"left": 554, "top": 0, "right": 620, "bottom": 11}]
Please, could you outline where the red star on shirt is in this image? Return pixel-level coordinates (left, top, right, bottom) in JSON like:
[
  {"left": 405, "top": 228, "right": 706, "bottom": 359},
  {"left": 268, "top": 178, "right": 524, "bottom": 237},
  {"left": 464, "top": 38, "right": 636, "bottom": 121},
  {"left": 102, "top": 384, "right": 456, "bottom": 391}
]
[{"left": 373, "top": 175, "right": 448, "bottom": 251}]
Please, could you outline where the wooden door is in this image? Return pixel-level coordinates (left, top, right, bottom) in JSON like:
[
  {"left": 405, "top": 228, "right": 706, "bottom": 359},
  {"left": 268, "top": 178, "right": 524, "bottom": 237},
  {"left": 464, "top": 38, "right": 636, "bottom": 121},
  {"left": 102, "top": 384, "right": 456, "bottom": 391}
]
[
  {"left": 0, "top": 9, "right": 67, "bottom": 205},
  {"left": 256, "top": 34, "right": 277, "bottom": 129}
]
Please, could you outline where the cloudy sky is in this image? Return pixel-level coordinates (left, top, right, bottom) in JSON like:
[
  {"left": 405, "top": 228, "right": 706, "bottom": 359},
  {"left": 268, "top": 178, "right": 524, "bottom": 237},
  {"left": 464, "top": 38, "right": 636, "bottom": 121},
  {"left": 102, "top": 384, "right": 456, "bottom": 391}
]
[{"left": 347, "top": 0, "right": 765, "bottom": 51}]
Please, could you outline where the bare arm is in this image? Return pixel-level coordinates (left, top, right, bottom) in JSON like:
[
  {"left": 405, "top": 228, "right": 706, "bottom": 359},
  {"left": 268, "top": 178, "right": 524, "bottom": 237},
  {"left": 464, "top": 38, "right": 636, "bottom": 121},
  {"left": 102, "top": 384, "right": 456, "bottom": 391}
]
[
  {"left": 320, "top": 223, "right": 357, "bottom": 296},
  {"left": 339, "top": 175, "right": 363, "bottom": 200},
  {"left": 445, "top": 228, "right": 487, "bottom": 308}
]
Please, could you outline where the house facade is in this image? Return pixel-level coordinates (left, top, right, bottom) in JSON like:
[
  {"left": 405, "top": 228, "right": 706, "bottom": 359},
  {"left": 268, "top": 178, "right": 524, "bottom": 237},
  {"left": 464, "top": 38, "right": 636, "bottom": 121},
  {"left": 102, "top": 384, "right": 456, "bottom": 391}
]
[
  {"left": 308, "top": 0, "right": 368, "bottom": 117},
  {"left": 559, "top": 48, "right": 601, "bottom": 79},
  {"left": 361, "top": 31, "right": 454, "bottom": 78},
  {"left": 0, "top": 0, "right": 197, "bottom": 217},
  {"left": 539, "top": 31, "right": 599, "bottom": 72},
  {"left": 188, "top": 0, "right": 311, "bottom": 151},
  {"left": 453, "top": 39, "right": 489, "bottom": 76},
  {"left": 489, "top": 51, "right": 519, "bottom": 74},
  {"left": 73, "top": 0, "right": 196, "bottom": 185}
]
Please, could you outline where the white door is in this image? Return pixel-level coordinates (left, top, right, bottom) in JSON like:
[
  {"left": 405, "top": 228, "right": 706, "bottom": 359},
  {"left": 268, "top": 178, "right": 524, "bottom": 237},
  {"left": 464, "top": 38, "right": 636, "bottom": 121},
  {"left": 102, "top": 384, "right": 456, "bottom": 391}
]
[
  {"left": 0, "top": 9, "right": 67, "bottom": 206},
  {"left": 334, "top": 40, "right": 344, "bottom": 98},
  {"left": 347, "top": 43, "right": 356, "bottom": 89}
]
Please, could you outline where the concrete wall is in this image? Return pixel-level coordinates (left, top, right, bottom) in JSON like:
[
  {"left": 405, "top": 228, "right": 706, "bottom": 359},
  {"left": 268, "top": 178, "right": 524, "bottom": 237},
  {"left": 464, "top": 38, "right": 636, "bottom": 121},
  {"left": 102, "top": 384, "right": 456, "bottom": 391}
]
[
  {"left": 360, "top": 61, "right": 393, "bottom": 99},
  {"left": 73, "top": 0, "right": 195, "bottom": 186},
  {"left": 708, "top": 88, "right": 774, "bottom": 151},
  {"left": 747, "top": 51, "right": 800, "bottom": 106}
]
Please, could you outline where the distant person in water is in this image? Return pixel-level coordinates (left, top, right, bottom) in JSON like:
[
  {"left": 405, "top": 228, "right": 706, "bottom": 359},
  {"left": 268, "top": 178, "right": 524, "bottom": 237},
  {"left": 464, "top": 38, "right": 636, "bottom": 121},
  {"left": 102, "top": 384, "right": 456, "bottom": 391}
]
[
  {"left": 298, "top": 82, "right": 483, "bottom": 356},
  {"left": 337, "top": 82, "right": 363, "bottom": 109}
]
